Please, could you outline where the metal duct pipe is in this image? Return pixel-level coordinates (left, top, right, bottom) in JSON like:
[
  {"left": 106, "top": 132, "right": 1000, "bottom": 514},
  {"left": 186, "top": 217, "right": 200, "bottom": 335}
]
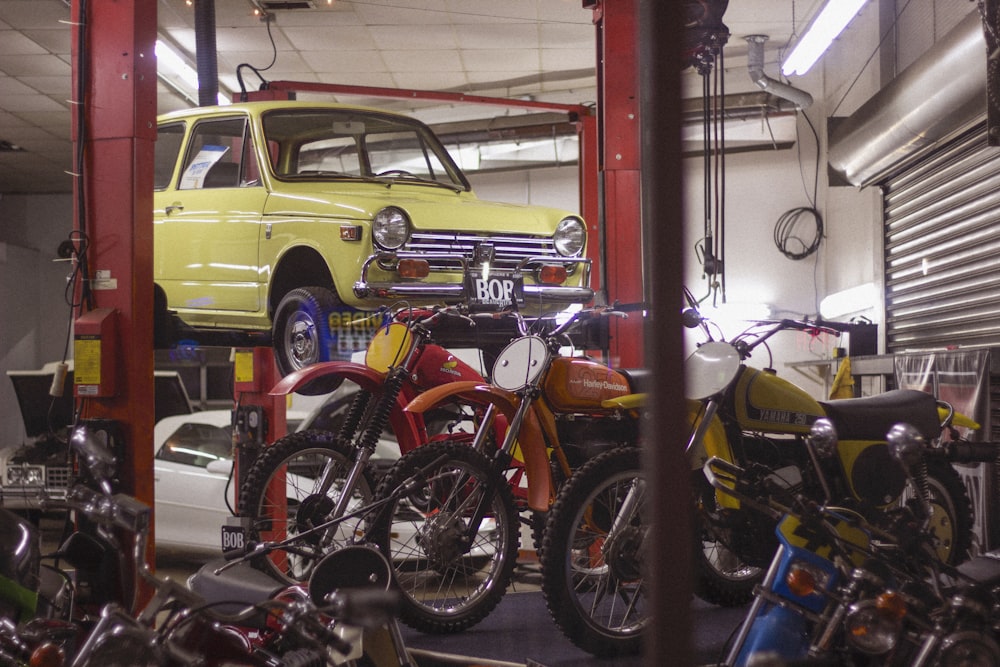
[
  {"left": 195, "top": 0, "right": 219, "bottom": 106},
  {"left": 828, "top": 10, "right": 985, "bottom": 187},
  {"left": 745, "top": 35, "right": 813, "bottom": 110}
]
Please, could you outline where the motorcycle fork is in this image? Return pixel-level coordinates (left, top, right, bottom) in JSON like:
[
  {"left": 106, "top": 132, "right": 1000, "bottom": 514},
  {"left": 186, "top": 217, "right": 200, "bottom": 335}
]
[
  {"left": 457, "top": 391, "right": 537, "bottom": 549},
  {"left": 724, "top": 545, "right": 786, "bottom": 666},
  {"left": 686, "top": 398, "right": 721, "bottom": 455}
]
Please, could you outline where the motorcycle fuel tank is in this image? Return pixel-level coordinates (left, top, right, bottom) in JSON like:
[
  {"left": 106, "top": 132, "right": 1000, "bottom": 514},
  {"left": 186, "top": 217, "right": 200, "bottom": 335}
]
[
  {"left": 734, "top": 367, "right": 824, "bottom": 435},
  {"left": 411, "top": 344, "right": 485, "bottom": 389},
  {"left": 544, "top": 357, "right": 631, "bottom": 411}
]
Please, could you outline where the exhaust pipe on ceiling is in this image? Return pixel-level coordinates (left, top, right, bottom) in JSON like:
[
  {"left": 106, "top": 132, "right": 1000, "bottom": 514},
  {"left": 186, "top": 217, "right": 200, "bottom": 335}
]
[{"left": 745, "top": 35, "right": 813, "bottom": 110}]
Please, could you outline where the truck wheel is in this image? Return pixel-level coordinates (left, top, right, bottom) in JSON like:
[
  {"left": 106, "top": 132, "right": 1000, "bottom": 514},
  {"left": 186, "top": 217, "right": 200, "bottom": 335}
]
[{"left": 273, "top": 286, "right": 343, "bottom": 393}]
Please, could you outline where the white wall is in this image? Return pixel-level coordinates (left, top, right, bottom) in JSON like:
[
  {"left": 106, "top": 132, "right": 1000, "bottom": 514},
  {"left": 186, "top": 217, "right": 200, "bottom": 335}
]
[{"left": 0, "top": 194, "right": 74, "bottom": 447}]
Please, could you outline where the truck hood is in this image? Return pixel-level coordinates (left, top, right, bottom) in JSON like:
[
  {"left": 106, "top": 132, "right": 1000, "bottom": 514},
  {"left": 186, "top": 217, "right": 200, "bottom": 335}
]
[{"left": 263, "top": 182, "right": 575, "bottom": 234}]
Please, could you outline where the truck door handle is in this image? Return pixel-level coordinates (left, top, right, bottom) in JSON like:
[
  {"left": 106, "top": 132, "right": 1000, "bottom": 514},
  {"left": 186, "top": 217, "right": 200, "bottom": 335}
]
[{"left": 165, "top": 204, "right": 184, "bottom": 215}]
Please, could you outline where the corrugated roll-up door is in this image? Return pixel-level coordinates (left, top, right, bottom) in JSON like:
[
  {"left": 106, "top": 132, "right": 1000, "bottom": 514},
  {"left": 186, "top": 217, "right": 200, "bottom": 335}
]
[{"left": 883, "top": 119, "right": 1000, "bottom": 352}]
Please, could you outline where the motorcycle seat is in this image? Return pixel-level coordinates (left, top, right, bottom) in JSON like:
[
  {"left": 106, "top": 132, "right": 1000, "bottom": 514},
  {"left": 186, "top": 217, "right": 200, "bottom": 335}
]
[
  {"left": 956, "top": 551, "right": 1000, "bottom": 587},
  {"left": 818, "top": 389, "right": 941, "bottom": 441},
  {"left": 187, "top": 558, "right": 288, "bottom": 628},
  {"left": 618, "top": 368, "right": 651, "bottom": 394}
]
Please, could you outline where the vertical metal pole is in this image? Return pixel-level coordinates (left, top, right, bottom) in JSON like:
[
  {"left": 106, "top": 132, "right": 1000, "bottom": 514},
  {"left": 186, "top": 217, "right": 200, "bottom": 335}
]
[{"left": 639, "top": 0, "right": 690, "bottom": 664}]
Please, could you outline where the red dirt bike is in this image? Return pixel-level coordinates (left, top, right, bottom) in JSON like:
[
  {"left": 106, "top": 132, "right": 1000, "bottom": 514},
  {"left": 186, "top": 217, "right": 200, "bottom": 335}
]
[{"left": 235, "top": 304, "right": 520, "bottom": 585}]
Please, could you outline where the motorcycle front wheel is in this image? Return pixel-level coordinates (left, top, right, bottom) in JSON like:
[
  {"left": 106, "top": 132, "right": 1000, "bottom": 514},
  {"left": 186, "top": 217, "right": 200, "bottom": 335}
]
[
  {"left": 237, "top": 430, "right": 376, "bottom": 584},
  {"left": 367, "top": 440, "right": 519, "bottom": 634},
  {"left": 540, "top": 447, "right": 648, "bottom": 657},
  {"left": 692, "top": 472, "right": 763, "bottom": 607}
]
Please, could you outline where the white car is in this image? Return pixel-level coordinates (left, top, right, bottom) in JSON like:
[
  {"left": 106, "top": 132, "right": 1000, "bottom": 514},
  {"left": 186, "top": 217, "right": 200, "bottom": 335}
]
[{"left": 153, "top": 410, "right": 237, "bottom": 555}]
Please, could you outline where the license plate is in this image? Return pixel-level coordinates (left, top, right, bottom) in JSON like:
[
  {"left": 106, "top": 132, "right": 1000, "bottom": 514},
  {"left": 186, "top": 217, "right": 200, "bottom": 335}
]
[
  {"left": 465, "top": 269, "right": 523, "bottom": 311},
  {"left": 221, "top": 524, "right": 247, "bottom": 553}
]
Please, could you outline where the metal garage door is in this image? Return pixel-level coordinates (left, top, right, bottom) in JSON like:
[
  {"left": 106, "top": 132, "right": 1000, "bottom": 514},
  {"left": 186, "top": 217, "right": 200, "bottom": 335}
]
[{"left": 882, "top": 118, "right": 1000, "bottom": 352}]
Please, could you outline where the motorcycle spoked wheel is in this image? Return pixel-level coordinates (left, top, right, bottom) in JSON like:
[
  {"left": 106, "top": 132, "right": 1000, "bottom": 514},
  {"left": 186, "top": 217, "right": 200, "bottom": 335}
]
[
  {"left": 692, "top": 472, "right": 765, "bottom": 607},
  {"left": 367, "top": 440, "right": 519, "bottom": 634},
  {"left": 539, "top": 447, "right": 648, "bottom": 657},
  {"left": 897, "top": 458, "right": 974, "bottom": 566},
  {"left": 238, "top": 430, "right": 376, "bottom": 584}
]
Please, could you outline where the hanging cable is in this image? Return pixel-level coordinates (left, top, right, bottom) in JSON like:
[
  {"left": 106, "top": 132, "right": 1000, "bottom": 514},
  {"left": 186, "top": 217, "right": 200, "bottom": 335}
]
[{"left": 773, "top": 206, "right": 823, "bottom": 260}]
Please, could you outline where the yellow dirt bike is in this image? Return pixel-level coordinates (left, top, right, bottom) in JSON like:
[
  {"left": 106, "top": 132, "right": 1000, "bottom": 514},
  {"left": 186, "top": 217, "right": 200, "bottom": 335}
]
[{"left": 683, "top": 290, "right": 980, "bottom": 607}]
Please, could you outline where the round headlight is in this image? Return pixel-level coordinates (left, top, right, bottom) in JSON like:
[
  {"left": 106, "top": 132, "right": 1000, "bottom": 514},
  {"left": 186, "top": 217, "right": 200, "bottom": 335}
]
[
  {"left": 553, "top": 217, "right": 586, "bottom": 257},
  {"left": 372, "top": 207, "right": 410, "bottom": 250},
  {"left": 938, "top": 630, "right": 1000, "bottom": 665},
  {"left": 844, "top": 600, "right": 901, "bottom": 655}
]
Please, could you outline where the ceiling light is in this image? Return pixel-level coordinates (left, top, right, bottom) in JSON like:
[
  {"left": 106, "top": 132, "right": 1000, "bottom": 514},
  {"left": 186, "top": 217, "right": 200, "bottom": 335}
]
[
  {"left": 155, "top": 39, "right": 231, "bottom": 106},
  {"left": 782, "top": 0, "right": 868, "bottom": 76}
]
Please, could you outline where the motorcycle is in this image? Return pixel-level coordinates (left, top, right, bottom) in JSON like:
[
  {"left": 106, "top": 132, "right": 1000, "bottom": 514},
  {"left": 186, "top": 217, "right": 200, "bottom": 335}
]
[
  {"left": 705, "top": 419, "right": 998, "bottom": 667},
  {"left": 189, "top": 452, "right": 459, "bottom": 667},
  {"left": 368, "top": 305, "right": 647, "bottom": 634},
  {"left": 236, "top": 304, "right": 516, "bottom": 585},
  {"left": 683, "top": 289, "right": 979, "bottom": 606}
]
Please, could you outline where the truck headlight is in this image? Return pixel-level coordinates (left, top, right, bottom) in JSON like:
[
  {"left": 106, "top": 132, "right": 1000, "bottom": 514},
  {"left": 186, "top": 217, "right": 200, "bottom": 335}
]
[
  {"left": 372, "top": 207, "right": 410, "bottom": 250},
  {"left": 553, "top": 217, "right": 586, "bottom": 257},
  {"left": 6, "top": 465, "right": 44, "bottom": 487}
]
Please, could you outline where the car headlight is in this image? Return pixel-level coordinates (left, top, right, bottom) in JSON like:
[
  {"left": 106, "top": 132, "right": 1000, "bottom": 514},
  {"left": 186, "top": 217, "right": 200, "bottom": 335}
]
[
  {"left": 553, "top": 217, "right": 586, "bottom": 257},
  {"left": 372, "top": 207, "right": 410, "bottom": 250},
  {"left": 6, "top": 465, "right": 44, "bottom": 487}
]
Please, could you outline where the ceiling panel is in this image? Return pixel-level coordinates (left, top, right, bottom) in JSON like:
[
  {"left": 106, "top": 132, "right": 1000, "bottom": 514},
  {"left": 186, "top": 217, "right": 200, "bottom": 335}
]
[{"left": 0, "top": 0, "right": 810, "bottom": 195}]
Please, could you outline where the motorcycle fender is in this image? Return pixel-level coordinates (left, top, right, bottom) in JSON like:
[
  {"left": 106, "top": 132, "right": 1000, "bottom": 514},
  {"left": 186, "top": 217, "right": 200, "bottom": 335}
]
[
  {"left": 733, "top": 604, "right": 811, "bottom": 667},
  {"left": 940, "top": 406, "right": 980, "bottom": 431},
  {"left": 268, "top": 361, "right": 385, "bottom": 396},
  {"left": 520, "top": 406, "right": 555, "bottom": 513},
  {"left": 686, "top": 400, "right": 738, "bottom": 510},
  {"left": 404, "top": 381, "right": 519, "bottom": 421}
]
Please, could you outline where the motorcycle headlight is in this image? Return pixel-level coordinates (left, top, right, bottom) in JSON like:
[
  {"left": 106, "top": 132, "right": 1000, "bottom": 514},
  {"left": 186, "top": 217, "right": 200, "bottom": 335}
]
[
  {"left": 372, "top": 207, "right": 410, "bottom": 250},
  {"left": 6, "top": 465, "right": 44, "bottom": 486},
  {"left": 808, "top": 418, "right": 838, "bottom": 459},
  {"left": 938, "top": 630, "right": 1000, "bottom": 666},
  {"left": 553, "top": 217, "right": 586, "bottom": 257},
  {"left": 844, "top": 599, "right": 902, "bottom": 655}
]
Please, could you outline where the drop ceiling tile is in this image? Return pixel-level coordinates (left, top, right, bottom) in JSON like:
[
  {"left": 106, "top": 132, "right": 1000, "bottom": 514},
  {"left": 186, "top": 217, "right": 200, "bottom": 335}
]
[
  {"left": 1, "top": 94, "right": 66, "bottom": 113},
  {"left": 455, "top": 23, "right": 540, "bottom": 50},
  {"left": 353, "top": 2, "right": 451, "bottom": 26},
  {"left": 0, "top": 76, "right": 40, "bottom": 96},
  {"left": 540, "top": 22, "right": 593, "bottom": 48},
  {"left": 445, "top": 0, "right": 538, "bottom": 22},
  {"left": 22, "top": 28, "right": 71, "bottom": 55},
  {"left": 279, "top": 25, "right": 377, "bottom": 51},
  {"left": 391, "top": 71, "right": 468, "bottom": 91},
  {"left": 541, "top": 48, "right": 594, "bottom": 72},
  {"left": 266, "top": 6, "right": 362, "bottom": 28},
  {"left": 463, "top": 50, "right": 537, "bottom": 73},
  {"left": 301, "top": 49, "right": 385, "bottom": 72},
  {"left": 382, "top": 50, "right": 462, "bottom": 73},
  {"left": 537, "top": 0, "right": 592, "bottom": 23},
  {"left": 368, "top": 24, "right": 457, "bottom": 50},
  {"left": 0, "top": 31, "right": 47, "bottom": 56},
  {"left": 0, "top": 54, "right": 71, "bottom": 77},
  {"left": 0, "top": 1, "right": 70, "bottom": 30}
]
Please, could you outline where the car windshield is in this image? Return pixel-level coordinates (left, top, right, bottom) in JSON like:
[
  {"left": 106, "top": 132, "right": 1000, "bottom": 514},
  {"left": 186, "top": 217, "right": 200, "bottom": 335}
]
[
  {"left": 262, "top": 108, "right": 469, "bottom": 190},
  {"left": 157, "top": 422, "right": 232, "bottom": 468}
]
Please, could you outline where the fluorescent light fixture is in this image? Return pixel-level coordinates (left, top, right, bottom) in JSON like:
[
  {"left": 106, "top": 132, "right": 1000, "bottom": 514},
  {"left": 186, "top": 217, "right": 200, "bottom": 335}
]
[
  {"left": 155, "top": 39, "right": 230, "bottom": 106},
  {"left": 782, "top": 0, "right": 868, "bottom": 76},
  {"left": 819, "top": 282, "right": 878, "bottom": 319}
]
